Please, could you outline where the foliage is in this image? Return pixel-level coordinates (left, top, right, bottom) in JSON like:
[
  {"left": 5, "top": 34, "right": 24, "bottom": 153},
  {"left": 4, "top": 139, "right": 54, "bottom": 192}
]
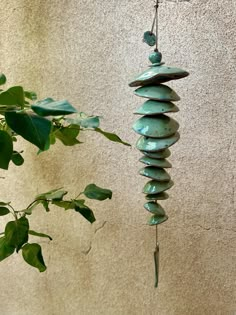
[{"left": 0, "top": 73, "right": 130, "bottom": 271}]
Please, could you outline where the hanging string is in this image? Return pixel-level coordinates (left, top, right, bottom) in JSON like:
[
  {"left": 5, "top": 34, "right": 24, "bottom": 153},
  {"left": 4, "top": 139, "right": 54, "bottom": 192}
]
[
  {"left": 154, "top": 225, "right": 159, "bottom": 288},
  {"left": 150, "top": 0, "right": 159, "bottom": 51}
]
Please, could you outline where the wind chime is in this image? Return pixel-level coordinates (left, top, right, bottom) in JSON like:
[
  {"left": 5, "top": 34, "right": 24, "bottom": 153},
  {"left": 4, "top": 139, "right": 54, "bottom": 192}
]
[{"left": 129, "top": 0, "right": 189, "bottom": 287}]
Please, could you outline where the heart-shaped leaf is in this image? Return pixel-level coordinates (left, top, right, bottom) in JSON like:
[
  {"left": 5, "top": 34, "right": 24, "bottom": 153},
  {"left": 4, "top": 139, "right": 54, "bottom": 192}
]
[
  {"left": 74, "top": 204, "right": 96, "bottom": 223},
  {"left": 0, "top": 207, "right": 10, "bottom": 216},
  {"left": 54, "top": 125, "right": 80, "bottom": 146},
  {"left": 22, "top": 243, "right": 47, "bottom": 272},
  {"left": 31, "top": 98, "right": 77, "bottom": 116},
  {"left": 0, "top": 237, "right": 15, "bottom": 262},
  {"left": 84, "top": 184, "right": 112, "bottom": 201},
  {"left": 0, "top": 130, "right": 13, "bottom": 170},
  {"left": 5, "top": 217, "right": 29, "bottom": 252},
  {"left": 0, "top": 86, "right": 24, "bottom": 107},
  {"left": 5, "top": 111, "right": 52, "bottom": 150}
]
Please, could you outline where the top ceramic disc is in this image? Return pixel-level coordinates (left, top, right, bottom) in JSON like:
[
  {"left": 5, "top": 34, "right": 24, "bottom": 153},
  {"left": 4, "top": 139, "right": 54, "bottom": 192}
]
[
  {"left": 134, "top": 100, "right": 179, "bottom": 115},
  {"left": 134, "top": 84, "right": 180, "bottom": 101},
  {"left": 129, "top": 65, "right": 189, "bottom": 87},
  {"left": 133, "top": 114, "right": 179, "bottom": 138}
]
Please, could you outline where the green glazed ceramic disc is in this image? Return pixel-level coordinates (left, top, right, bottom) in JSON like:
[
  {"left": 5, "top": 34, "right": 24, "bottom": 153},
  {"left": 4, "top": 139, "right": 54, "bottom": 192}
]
[
  {"left": 143, "top": 180, "right": 174, "bottom": 194},
  {"left": 129, "top": 65, "right": 189, "bottom": 87},
  {"left": 139, "top": 156, "right": 172, "bottom": 168},
  {"left": 136, "top": 132, "right": 180, "bottom": 152},
  {"left": 148, "top": 214, "right": 168, "bottom": 226},
  {"left": 145, "top": 192, "right": 169, "bottom": 200},
  {"left": 142, "top": 149, "right": 171, "bottom": 159},
  {"left": 139, "top": 166, "right": 171, "bottom": 181},
  {"left": 133, "top": 114, "right": 179, "bottom": 138},
  {"left": 144, "top": 202, "right": 166, "bottom": 215},
  {"left": 134, "top": 100, "right": 179, "bottom": 116},
  {"left": 134, "top": 85, "right": 180, "bottom": 101}
]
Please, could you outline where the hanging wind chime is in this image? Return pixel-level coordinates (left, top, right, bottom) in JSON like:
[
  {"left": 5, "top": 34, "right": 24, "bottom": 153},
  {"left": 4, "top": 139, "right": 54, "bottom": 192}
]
[{"left": 129, "top": 0, "right": 189, "bottom": 287}]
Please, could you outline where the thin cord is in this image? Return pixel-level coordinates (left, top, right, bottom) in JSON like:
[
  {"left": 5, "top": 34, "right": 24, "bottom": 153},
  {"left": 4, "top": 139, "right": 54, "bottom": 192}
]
[{"left": 155, "top": 0, "right": 159, "bottom": 51}]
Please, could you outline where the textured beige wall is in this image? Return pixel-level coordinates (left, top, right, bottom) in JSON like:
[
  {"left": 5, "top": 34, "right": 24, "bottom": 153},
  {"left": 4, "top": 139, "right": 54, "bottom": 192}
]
[{"left": 0, "top": 1, "right": 235, "bottom": 314}]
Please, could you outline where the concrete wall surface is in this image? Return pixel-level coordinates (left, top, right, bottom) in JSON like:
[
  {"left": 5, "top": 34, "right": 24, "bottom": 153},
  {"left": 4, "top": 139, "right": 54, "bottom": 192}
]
[{"left": 0, "top": 0, "right": 235, "bottom": 314}]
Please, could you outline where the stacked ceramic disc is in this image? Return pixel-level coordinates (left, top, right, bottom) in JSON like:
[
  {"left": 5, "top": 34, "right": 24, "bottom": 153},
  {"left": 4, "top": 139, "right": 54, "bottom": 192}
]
[{"left": 129, "top": 51, "right": 189, "bottom": 226}]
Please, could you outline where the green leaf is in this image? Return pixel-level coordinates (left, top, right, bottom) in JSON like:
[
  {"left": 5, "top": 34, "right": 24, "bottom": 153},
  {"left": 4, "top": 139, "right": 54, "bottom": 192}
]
[
  {"left": 0, "top": 201, "right": 10, "bottom": 206},
  {"left": 67, "top": 113, "right": 100, "bottom": 128},
  {"left": 22, "top": 243, "right": 47, "bottom": 272},
  {"left": 5, "top": 217, "right": 29, "bottom": 252},
  {"left": 31, "top": 98, "right": 77, "bottom": 116},
  {"left": 29, "top": 230, "right": 52, "bottom": 241},
  {"left": 5, "top": 111, "right": 52, "bottom": 150},
  {"left": 0, "top": 74, "right": 6, "bottom": 86},
  {"left": 54, "top": 125, "right": 81, "bottom": 146},
  {"left": 11, "top": 151, "right": 24, "bottom": 166},
  {"left": 36, "top": 188, "right": 67, "bottom": 202},
  {"left": 0, "top": 237, "right": 15, "bottom": 262},
  {"left": 52, "top": 200, "right": 74, "bottom": 210},
  {"left": 84, "top": 184, "right": 112, "bottom": 201},
  {"left": 0, "top": 86, "right": 24, "bottom": 108},
  {"left": 23, "top": 200, "right": 41, "bottom": 215},
  {"left": 24, "top": 91, "right": 37, "bottom": 101},
  {"left": 0, "top": 130, "right": 13, "bottom": 170},
  {"left": 94, "top": 128, "right": 131, "bottom": 146},
  {"left": 74, "top": 204, "right": 96, "bottom": 223},
  {"left": 0, "top": 207, "right": 10, "bottom": 216}
]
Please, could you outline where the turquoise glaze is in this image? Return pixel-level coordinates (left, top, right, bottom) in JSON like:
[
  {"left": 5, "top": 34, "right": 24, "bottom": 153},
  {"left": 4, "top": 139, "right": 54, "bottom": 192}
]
[
  {"left": 142, "top": 149, "right": 171, "bottom": 159},
  {"left": 149, "top": 51, "right": 162, "bottom": 64},
  {"left": 129, "top": 65, "right": 189, "bottom": 87},
  {"left": 134, "top": 100, "right": 179, "bottom": 116},
  {"left": 148, "top": 214, "right": 168, "bottom": 226},
  {"left": 143, "top": 180, "right": 174, "bottom": 194},
  {"left": 134, "top": 85, "right": 180, "bottom": 101},
  {"left": 132, "top": 114, "right": 179, "bottom": 138},
  {"left": 139, "top": 156, "right": 172, "bottom": 168},
  {"left": 144, "top": 202, "right": 166, "bottom": 215},
  {"left": 139, "top": 166, "right": 170, "bottom": 181},
  {"left": 145, "top": 192, "right": 169, "bottom": 200},
  {"left": 136, "top": 132, "right": 180, "bottom": 152}
]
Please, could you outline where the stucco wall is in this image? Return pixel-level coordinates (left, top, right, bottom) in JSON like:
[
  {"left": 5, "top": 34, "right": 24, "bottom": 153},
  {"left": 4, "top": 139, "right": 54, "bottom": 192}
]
[{"left": 0, "top": 1, "right": 235, "bottom": 314}]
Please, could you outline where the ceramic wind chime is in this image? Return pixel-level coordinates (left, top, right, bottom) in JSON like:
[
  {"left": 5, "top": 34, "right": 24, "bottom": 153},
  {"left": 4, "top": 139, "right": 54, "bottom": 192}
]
[{"left": 129, "top": 0, "right": 189, "bottom": 287}]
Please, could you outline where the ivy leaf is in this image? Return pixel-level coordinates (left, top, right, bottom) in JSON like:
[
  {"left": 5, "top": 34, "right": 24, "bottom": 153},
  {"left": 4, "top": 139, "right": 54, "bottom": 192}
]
[
  {"left": 29, "top": 230, "right": 52, "bottom": 241},
  {"left": 0, "top": 130, "right": 13, "bottom": 170},
  {"left": 0, "top": 74, "right": 6, "bottom": 86},
  {"left": 5, "top": 111, "right": 52, "bottom": 150},
  {"left": 54, "top": 125, "right": 81, "bottom": 146},
  {"left": 24, "top": 91, "right": 37, "bottom": 101},
  {"left": 22, "top": 243, "right": 47, "bottom": 272},
  {"left": 0, "top": 207, "right": 10, "bottom": 216},
  {"left": 84, "top": 184, "right": 112, "bottom": 201},
  {"left": 94, "top": 128, "right": 131, "bottom": 146},
  {"left": 0, "top": 237, "right": 15, "bottom": 262},
  {"left": 36, "top": 188, "right": 67, "bottom": 201},
  {"left": 74, "top": 200, "right": 96, "bottom": 223},
  {"left": 11, "top": 151, "right": 24, "bottom": 166},
  {"left": 0, "top": 86, "right": 24, "bottom": 108},
  {"left": 5, "top": 217, "right": 29, "bottom": 252},
  {"left": 31, "top": 98, "right": 77, "bottom": 117}
]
